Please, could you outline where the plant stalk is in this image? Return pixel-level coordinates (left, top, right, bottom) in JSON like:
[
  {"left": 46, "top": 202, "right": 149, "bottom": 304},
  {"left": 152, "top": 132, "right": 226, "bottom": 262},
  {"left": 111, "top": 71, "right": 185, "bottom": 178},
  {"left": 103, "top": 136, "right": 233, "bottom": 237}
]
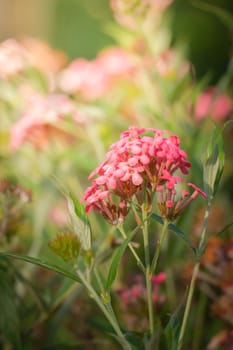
[
  {"left": 142, "top": 204, "right": 154, "bottom": 335},
  {"left": 118, "top": 225, "right": 145, "bottom": 273},
  {"left": 178, "top": 199, "right": 212, "bottom": 350},
  {"left": 151, "top": 219, "right": 169, "bottom": 274},
  {"left": 77, "top": 270, "right": 131, "bottom": 350}
]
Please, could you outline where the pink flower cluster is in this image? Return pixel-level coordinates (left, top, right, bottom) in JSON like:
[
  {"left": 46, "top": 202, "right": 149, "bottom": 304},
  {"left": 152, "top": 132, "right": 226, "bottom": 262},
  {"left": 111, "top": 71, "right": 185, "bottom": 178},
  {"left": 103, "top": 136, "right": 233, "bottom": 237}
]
[
  {"left": 58, "top": 47, "right": 135, "bottom": 100},
  {"left": 118, "top": 272, "right": 166, "bottom": 331},
  {"left": 0, "top": 38, "right": 66, "bottom": 79},
  {"left": 81, "top": 126, "right": 206, "bottom": 224},
  {"left": 195, "top": 87, "right": 232, "bottom": 122},
  {"left": 10, "top": 93, "right": 85, "bottom": 150},
  {"left": 157, "top": 180, "right": 207, "bottom": 221},
  {"left": 118, "top": 272, "right": 166, "bottom": 304}
]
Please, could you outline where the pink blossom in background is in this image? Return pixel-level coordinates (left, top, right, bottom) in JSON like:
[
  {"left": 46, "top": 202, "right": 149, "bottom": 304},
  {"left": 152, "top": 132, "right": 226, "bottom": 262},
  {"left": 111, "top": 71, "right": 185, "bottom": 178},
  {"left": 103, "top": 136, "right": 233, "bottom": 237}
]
[
  {"left": 117, "top": 273, "right": 166, "bottom": 331},
  {"left": 0, "top": 38, "right": 67, "bottom": 81},
  {"left": 0, "top": 39, "right": 31, "bottom": 79},
  {"left": 155, "top": 49, "right": 190, "bottom": 78},
  {"left": 151, "top": 272, "right": 166, "bottom": 284},
  {"left": 49, "top": 200, "right": 69, "bottom": 227},
  {"left": 20, "top": 37, "right": 67, "bottom": 73},
  {"left": 59, "top": 58, "right": 111, "bottom": 100},
  {"left": 150, "top": 0, "right": 173, "bottom": 11},
  {"left": 195, "top": 88, "right": 232, "bottom": 121},
  {"left": 96, "top": 47, "right": 135, "bottom": 77},
  {"left": 10, "top": 93, "right": 85, "bottom": 150},
  {"left": 59, "top": 47, "right": 135, "bottom": 100}
]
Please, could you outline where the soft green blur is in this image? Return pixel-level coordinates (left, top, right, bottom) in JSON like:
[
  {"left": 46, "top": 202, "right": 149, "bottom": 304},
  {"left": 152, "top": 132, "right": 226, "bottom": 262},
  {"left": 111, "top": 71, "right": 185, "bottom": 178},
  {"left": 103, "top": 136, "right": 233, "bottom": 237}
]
[{"left": 0, "top": 0, "right": 232, "bottom": 81}]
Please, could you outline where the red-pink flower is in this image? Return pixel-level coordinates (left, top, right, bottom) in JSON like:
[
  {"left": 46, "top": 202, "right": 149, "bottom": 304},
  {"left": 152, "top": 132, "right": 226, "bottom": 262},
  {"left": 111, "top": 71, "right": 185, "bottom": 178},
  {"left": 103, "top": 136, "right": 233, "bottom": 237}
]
[
  {"left": 156, "top": 180, "right": 207, "bottom": 221},
  {"left": 81, "top": 126, "right": 194, "bottom": 224},
  {"left": 195, "top": 87, "right": 232, "bottom": 122}
]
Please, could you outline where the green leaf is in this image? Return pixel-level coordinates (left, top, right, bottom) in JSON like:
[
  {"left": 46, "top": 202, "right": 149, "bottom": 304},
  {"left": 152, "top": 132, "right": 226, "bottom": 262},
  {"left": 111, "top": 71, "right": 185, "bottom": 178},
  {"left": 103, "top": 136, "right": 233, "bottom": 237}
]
[
  {"left": 0, "top": 252, "right": 81, "bottom": 283},
  {"left": 105, "top": 228, "right": 137, "bottom": 290},
  {"left": 67, "top": 194, "right": 92, "bottom": 251},
  {"left": 203, "top": 124, "right": 225, "bottom": 197},
  {"left": 192, "top": 0, "right": 233, "bottom": 31},
  {"left": 124, "top": 332, "right": 144, "bottom": 350},
  {"left": 0, "top": 257, "right": 22, "bottom": 350},
  {"left": 151, "top": 214, "right": 196, "bottom": 255},
  {"left": 164, "top": 300, "right": 184, "bottom": 350},
  {"left": 168, "top": 223, "right": 197, "bottom": 255},
  {"left": 217, "top": 221, "right": 233, "bottom": 238},
  {"left": 151, "top": 213, "right": 164, "bottom": 225}
]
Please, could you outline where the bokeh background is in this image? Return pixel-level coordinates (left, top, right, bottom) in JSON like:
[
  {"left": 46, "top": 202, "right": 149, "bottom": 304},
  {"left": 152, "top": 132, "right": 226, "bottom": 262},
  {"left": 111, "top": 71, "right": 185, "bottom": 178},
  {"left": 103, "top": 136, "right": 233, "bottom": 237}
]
[{"left": 0, "top": 0, "right": 233, "bottom": 82}]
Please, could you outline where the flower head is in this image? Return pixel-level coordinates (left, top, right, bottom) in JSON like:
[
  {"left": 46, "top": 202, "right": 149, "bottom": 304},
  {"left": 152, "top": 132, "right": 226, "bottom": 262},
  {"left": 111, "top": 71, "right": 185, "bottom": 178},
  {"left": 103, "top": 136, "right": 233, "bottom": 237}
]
[
  {"left": 81, "top": 126, "right": 195, "bottom": 224},
  {"left": 156, "top": 181, "right": 207, "bottom": 221}
]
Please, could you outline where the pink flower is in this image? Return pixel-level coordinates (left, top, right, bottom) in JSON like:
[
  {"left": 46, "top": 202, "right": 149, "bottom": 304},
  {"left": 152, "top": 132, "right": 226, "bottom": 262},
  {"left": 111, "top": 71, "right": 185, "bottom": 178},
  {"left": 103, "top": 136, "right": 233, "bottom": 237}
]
[
  {"left": 20, "top": 37, "right": 67, "bottom": 73},
  {"left": 157, "top": 181, "right": 207, "bottom": 221},
  {"left": 152, "top": 272, "right": 166, "bottom": 284},
  {"left": 0, "top": 39, "right": 31, "bottom": 79},
  {"left": 155, "top": 49, "right": 190, "bottom": 79},
  {"left": 58, "top": 47, "right": 135, "bottom": 100},
  {"left": 59, "top": 59, "right": 110, "bottom": 99},
  {"left": 96, "top": 47, "right": 135, "bottom": 78},
  {"left": 195, "top": 88, "right": 232, "bottom": 121},
  {"left": 10, "top": 93, "right": 84, "bottom": 150},
  {"left": 151, "top": 0, "right": 173, "bottom": 11},
  {"left": 81, "top": 126, "right": 193, "bottom": 224}
]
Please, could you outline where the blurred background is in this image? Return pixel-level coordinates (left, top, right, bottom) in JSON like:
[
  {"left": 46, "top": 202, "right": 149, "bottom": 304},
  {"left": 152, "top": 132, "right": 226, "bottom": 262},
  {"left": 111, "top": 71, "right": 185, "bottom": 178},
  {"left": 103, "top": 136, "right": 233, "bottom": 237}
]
[{"left": 0, "top": 0, "right": 233, "bottom": 83}]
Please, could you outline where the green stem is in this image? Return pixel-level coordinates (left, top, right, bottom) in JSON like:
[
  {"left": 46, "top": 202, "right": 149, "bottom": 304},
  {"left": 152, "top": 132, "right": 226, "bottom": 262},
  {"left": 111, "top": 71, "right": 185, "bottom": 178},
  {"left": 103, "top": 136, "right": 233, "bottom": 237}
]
[
  {"left": 177, "top": 262, "right": 200, "bottom": 350},
  {"left": 178, "top": 199, "right": 212, "bottom": 350},
  {"left": 118, "top": 225, "right": 145, "bottom": 273},
  {"left": 192, "top": 293, "right": 207, "bottom": 350},
  {"left": 142, "top": 205, "right": 154, "bottom": 335},
  {"left": 151, "top": 219, "right": 169, "bottom": 274},
  {"left": 77, "top": 270, "right": 131, "bottom": 350}
]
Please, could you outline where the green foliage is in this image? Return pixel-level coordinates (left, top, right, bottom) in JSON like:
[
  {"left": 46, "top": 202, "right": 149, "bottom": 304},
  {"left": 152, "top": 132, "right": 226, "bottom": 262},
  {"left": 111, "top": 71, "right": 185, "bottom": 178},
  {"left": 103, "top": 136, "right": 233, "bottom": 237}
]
[
  {"left": 164, "top": 302, "right": 184, "bottom": 350},
  {"left": 151, "top": 214, "right": 196, "bottom": 255},
  {"left": 105, "top": 227, "right": 137, "bottom": 291},
  {"left": 67, "top": 194, "right": 92, "bottom": 252},
  {"left": 203, "top": 124, "right": 225, "bottom": 198},
  {"left": 192, "top": 0, "right": 233, "bottom": 32},
  {"left": 0, "top": 252, "right": 81, "bottom": 283},
  {"left": 0, "top": 257, "right": 21, "bottom": 349}
]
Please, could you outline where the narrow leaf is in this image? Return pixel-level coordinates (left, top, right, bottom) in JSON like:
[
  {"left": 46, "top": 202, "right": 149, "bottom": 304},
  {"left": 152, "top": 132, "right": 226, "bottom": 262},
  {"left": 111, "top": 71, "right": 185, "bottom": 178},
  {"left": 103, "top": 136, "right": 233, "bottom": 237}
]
[
  {"left": 0, "top": 258, "right": 22, "bottom": 350},
  {"left": 151, "top": 214, "right": 196, "bottom": 255},
  {"left": 105, "top": 228, "right": 137, "bottom": 290},
  {"left": 67, "top": 194, "right": 92, "bottom": 251},
  {"left": 151, "top": 213, "right": 164, "bottom": 225},
  {"left": 203, "top": 124, "right": 225, "bottom": 197},
  {"left": 0, "top": 252, "right": 81, "bottom": 283},
  {"left": 168, "top": 223, "right": 197, "bottom": 255},
  {"left": 217, "top": 221, "right": 233, "bottom": 237},
  {"left": 192, "top": 0, "right": 233, "bottom": 31},
  {"left": 164, "top": 300, "right": 184, "bottom": 350}
]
